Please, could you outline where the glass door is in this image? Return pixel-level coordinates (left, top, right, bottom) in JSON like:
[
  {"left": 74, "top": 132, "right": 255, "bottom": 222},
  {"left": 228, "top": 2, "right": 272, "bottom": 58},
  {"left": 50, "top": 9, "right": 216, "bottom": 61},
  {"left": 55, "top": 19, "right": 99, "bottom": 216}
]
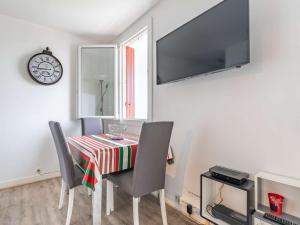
[{"left": 77, "top": 45, "right": 118, "bottom": 118}]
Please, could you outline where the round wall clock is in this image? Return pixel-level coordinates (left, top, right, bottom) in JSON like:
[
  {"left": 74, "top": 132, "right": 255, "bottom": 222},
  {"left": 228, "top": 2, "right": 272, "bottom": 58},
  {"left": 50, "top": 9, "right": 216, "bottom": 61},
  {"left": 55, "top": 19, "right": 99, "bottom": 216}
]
[{"left": 27, "top": 47, "right": 63, "bottom": 85}]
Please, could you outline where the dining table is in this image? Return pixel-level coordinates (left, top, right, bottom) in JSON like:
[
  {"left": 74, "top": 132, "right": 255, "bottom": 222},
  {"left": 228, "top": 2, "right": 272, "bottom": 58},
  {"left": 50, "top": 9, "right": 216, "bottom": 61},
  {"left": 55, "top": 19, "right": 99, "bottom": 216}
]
[{"left": 67, "top": 133, "right": 174, "bottom": 225}]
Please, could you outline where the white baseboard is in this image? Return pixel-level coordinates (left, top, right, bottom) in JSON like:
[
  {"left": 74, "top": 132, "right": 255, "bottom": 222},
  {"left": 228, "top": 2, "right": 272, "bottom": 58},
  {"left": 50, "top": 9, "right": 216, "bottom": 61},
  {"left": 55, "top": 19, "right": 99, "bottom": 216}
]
[
  {"left": 165, "top": 197, "right": 208, "bottom": 225},
  {"left": 0, "top": 171, "right": 61, "bottom": 190}
]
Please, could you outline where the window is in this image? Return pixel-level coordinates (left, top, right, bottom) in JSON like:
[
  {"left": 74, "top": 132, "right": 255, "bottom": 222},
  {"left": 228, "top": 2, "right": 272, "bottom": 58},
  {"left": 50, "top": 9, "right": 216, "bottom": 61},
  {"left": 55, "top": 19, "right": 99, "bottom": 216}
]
[
  {"left": 120, "top": 29, "right": 149, "bottom": 120},
  {"left": 77, "top": 24, "right": 152, "bottom": 121}
]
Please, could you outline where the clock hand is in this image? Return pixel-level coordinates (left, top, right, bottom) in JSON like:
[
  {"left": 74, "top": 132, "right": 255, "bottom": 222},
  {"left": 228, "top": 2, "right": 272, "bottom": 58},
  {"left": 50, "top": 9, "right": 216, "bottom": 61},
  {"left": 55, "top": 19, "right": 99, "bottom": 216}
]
[{"left": 36, "top": 68, "right": 52, "bottom": 70}]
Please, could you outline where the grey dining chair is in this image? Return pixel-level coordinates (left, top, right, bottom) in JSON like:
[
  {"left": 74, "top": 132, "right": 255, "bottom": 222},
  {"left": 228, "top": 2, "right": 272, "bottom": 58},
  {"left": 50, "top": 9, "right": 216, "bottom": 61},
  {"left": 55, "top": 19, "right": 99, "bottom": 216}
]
[
  {"left": 81, "top": 117, "right": 103, "bottom": 136},
  {"left": 49, "top": 121, "right": 84, "bottom": 225},
  {"left": 106, "top": 121, "right": 174, "bottom": 225}
]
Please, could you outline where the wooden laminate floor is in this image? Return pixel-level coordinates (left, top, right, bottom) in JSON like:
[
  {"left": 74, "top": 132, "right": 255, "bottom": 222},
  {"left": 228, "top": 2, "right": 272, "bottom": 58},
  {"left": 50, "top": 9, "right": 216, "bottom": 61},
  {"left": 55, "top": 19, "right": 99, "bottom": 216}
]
[{"left": 0, "top": 178, "right": 200, "bottom": 225}]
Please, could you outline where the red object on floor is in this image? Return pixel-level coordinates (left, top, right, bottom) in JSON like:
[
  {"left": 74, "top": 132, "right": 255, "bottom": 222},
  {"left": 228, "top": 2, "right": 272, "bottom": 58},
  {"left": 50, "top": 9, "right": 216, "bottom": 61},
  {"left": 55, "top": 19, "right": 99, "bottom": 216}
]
[{"left": 268, "top": 193, "right": 284, "bottom": 215}]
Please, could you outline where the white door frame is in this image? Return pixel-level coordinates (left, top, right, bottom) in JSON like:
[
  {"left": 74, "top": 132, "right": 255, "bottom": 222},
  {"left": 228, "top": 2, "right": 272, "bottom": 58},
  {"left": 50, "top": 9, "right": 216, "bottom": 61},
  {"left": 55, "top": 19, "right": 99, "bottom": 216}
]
[{"left": 117, "top": 18, "right": 153, "bottom": 122}]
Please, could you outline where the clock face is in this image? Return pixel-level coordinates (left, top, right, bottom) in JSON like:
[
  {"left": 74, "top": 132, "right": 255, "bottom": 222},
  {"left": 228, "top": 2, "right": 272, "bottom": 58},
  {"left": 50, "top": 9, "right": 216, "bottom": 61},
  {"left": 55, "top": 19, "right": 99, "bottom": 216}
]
[{"left": 28, "top": 53, "right": 63, "bottom": 85}]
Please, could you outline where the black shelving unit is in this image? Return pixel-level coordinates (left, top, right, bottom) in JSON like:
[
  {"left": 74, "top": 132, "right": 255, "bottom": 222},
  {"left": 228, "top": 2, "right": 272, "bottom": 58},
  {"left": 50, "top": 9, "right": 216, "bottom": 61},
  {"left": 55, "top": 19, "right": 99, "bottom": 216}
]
[{"left": 200, "top": 171, "right": 255, "bottom": 225}]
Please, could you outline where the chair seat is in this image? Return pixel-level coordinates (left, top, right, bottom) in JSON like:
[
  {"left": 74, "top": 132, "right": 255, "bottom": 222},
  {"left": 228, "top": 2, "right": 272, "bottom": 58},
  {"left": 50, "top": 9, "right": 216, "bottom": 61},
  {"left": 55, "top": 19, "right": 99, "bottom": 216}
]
[{"left": 107, "top": 170, "right": 134, "bottom": 196}]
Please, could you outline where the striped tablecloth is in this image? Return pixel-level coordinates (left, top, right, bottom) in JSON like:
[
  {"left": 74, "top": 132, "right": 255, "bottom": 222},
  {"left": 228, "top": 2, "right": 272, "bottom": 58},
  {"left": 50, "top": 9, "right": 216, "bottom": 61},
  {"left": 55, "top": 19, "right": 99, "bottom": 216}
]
[
  {"left": 68, "top": 134, "right": 138, "bottom": 190},
  {"left": 68, "top": 134, "right": 174, "bottom": 190}
]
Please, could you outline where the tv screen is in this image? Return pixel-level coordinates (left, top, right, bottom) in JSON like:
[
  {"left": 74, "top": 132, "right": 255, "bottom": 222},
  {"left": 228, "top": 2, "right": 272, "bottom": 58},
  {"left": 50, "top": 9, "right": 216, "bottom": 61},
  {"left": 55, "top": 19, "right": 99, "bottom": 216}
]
[{"left": 156, "top": 0, "right": 250, "bottom": 85}]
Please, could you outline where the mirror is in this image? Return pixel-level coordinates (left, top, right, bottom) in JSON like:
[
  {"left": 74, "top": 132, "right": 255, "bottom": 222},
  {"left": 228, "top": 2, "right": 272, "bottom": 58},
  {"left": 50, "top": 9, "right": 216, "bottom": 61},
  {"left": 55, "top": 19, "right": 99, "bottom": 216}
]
[{"left": 78, "top": 46, "right": 116, "bottom": 118}]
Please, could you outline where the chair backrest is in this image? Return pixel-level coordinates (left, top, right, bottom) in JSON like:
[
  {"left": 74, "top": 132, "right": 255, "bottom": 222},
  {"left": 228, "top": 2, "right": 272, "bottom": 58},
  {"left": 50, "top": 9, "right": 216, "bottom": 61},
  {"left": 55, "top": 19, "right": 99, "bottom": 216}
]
[
  {"left": 81, "top": 117, "right": 103, "bottom": 136},
  {"left": 49, "top": 121, "right": 75, "bottom": 188},
  {"left": 132, "top": 121, "right": 173, "bottom": 197}
]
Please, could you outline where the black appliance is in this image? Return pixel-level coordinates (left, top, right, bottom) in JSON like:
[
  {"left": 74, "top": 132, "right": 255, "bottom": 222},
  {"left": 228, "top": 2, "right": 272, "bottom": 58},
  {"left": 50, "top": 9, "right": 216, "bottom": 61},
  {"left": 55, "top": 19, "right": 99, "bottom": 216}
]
[{"left": 209, "top": 166, "right": 249, "bottom": 185}]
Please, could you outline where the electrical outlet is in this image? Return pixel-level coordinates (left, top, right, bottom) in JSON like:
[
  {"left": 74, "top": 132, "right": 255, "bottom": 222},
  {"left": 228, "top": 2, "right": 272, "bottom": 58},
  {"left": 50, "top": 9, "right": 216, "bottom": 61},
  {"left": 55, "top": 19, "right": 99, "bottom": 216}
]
[
  {"left": 36, "top": 168, "right": 42, "bottom": 174},
  {"left": 187, "top": 204, "right": 193, "bottom": 215}
]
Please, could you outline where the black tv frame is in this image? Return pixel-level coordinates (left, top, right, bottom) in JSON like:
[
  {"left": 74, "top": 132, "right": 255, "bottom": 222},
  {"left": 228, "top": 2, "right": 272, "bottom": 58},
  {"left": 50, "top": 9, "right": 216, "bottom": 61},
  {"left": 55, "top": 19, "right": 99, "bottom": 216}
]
[{"left": 156, "top": 0, "right": 250, "bottom": 85}]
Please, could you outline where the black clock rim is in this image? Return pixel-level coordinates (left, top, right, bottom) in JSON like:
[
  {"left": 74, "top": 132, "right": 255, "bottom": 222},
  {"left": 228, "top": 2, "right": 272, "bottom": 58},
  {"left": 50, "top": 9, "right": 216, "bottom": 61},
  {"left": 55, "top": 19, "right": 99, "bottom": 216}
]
[{"left": 27, "top": 52, "right": 63, "bottom": 86}]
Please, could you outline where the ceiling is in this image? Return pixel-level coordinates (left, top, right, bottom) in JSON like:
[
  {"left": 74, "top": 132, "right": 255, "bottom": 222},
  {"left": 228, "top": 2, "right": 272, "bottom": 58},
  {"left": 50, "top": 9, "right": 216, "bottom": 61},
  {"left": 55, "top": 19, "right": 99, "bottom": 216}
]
[{"left": 0, "top": 0, "right": 160, "bottom": 41}]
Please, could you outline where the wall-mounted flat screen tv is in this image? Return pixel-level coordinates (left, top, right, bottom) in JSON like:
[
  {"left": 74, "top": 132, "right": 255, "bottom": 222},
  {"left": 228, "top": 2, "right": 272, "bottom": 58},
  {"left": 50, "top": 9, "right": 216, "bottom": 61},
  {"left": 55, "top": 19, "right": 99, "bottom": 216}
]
[{"left": 156, "top": 0, "right": 250, "bottom": 85}]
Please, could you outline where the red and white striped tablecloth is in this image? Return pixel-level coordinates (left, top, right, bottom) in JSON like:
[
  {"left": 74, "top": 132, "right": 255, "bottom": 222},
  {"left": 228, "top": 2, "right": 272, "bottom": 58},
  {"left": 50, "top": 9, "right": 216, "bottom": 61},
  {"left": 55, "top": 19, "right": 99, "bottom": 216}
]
[{"left": 68, "top": 134, "right": 174, "bottom": 190}]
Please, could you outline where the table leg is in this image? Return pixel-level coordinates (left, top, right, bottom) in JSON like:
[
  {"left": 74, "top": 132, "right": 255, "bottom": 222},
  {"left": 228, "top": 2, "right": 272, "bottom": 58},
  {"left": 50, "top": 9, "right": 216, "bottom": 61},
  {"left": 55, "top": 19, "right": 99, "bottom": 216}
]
[{"left": 93, "top": 175, "right": 102, "bottom": 225}]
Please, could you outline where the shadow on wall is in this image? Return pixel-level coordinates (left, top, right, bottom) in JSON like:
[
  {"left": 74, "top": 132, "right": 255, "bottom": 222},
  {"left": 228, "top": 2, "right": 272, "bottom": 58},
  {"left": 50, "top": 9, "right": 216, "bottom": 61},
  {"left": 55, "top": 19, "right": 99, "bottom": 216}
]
[
  {"left": 69, "top": 44, "right": 78, "bottom": 121},
  {"left": 35, "top": 131, "right": 60, "bottom": 175},
  {"left": 165, "top": 129, "right": 194, "bottom": 200}
]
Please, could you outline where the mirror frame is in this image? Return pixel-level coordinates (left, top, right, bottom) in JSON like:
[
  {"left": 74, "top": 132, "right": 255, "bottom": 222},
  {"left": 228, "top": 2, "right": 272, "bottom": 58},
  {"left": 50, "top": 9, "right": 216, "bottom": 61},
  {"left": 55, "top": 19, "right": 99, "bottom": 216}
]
[{"left": 77, "top": 45, "right": 119, "bottom": 119}]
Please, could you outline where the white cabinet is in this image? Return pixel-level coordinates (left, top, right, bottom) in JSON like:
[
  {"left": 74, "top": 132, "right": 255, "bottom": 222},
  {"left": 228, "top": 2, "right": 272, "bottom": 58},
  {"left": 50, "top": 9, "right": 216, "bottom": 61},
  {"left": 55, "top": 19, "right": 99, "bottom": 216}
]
[{"left": 253, "top": 172, "right": 300, "bottom": 225}]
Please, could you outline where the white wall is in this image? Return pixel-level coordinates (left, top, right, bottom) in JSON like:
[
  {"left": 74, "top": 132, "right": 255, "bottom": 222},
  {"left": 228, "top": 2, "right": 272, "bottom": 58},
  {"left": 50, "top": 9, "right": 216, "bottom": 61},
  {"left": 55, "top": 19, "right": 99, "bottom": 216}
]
[
  {"left": 116, "top": 0, "right": 300, "bottom": 213},
  {"left": 0, "top": 14, "right": 95, "bottom": 185}
]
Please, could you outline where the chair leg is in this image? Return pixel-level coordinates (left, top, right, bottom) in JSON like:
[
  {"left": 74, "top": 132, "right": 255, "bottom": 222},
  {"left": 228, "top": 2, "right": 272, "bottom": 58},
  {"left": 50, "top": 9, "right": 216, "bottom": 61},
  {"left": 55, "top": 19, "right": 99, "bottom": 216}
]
[
  {"left": 106, "top": 181, "right": 111, "bottom": 215},
  {"left": 59, "top": 179, "right": 66, "bottom": 209},
  {"left": 159, "top": 189, "right": 168, "bottom": 225},
  {"left": 106, "top": 180, "right": 114, "bottom": 215},
  {"left": 133, "top": 197, "right": 139, "bottom": 225},
  {"left": 65, "top": 189, "right": 75, "bottom": 225}
]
